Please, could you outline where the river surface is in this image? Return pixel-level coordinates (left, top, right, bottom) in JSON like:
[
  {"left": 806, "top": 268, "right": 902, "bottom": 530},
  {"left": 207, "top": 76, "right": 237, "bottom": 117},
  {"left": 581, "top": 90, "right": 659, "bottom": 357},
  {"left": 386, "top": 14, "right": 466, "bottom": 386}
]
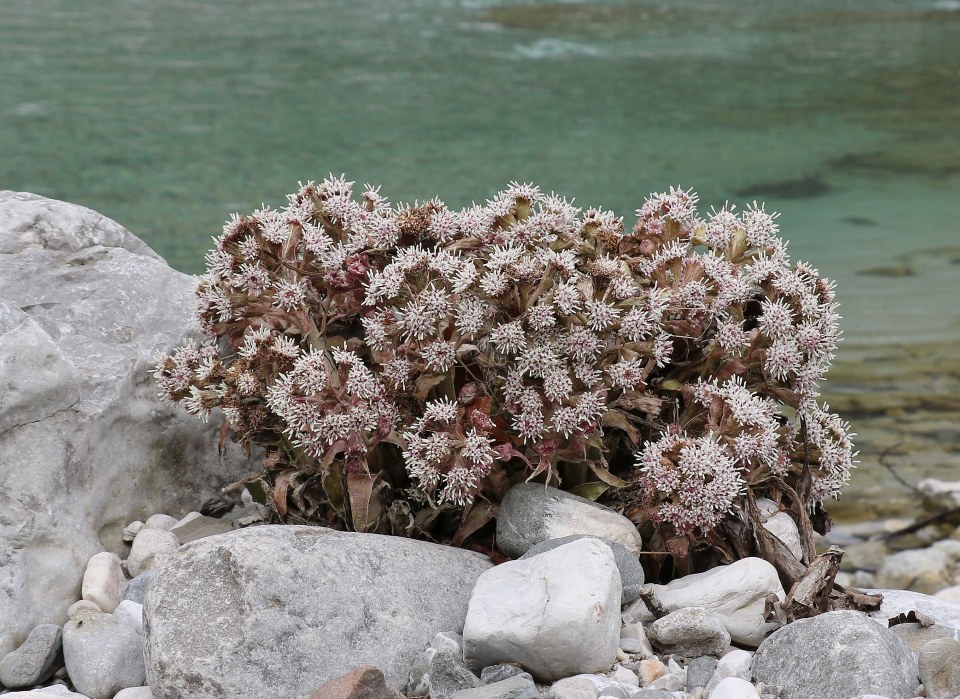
[{"left": 2, "top": 0, "right": 958, "bottom": 522}]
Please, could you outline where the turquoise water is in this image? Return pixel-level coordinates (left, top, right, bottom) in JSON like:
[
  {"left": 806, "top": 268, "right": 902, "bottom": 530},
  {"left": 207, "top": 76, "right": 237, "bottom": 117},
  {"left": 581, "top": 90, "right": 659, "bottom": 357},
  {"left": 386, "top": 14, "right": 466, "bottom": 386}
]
[{"left": 2, "top": 0, "right": 959, "bottom": 513}]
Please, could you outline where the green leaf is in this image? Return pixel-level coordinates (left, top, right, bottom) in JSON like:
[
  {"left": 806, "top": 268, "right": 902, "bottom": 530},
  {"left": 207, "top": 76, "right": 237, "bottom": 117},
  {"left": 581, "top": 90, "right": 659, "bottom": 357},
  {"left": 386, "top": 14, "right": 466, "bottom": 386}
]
[{"left": 658, "top": 379, "right": 685, "bottom": 391}]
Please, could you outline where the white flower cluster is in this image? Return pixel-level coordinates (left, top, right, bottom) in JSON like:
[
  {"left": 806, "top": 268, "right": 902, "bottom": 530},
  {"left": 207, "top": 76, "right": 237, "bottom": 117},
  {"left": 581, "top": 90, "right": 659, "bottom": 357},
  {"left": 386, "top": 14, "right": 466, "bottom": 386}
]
[{"left": 156, "top": 176, "right": 856, "bottom": 538}]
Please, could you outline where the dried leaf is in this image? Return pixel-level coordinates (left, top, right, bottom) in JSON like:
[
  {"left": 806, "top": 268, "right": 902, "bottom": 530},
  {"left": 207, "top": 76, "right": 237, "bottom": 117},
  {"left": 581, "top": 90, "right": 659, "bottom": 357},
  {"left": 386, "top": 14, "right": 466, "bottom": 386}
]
[
  {"left": 452, "top": 501, "right": 498, "bottom": 547},
  {"left": 568, "top": 482, "right": 610, "bottom": 501},
  {"left": 658, "top": 379, "right": 685, "bottom": 391},
  {"left": 586, "top": 460, "right": 626, "bottom": 488},
  {"left": 218, "top": 420, "right": 230, "bottom": 455},
  {"left": 601, "top": 409, "right": 640, "bottom": 444},
  {"left": 414, "top": 374, "right": 446, "bottom": 400},
  {"left": 271, "top": 472, "right": 292, "bottom": 518},
  {"left": 347, "top": 472, "right": 382, "bottom": 533}
]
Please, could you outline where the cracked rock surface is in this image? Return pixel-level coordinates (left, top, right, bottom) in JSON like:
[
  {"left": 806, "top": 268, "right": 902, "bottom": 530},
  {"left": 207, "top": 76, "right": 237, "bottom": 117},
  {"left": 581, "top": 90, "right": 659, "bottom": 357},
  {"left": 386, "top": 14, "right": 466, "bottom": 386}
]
[
  {"left": 0, "top": 191, "right": 252, "bottom": 657},
  {"left": 143, "top": 525, "right": 493, "bottom": 699}
]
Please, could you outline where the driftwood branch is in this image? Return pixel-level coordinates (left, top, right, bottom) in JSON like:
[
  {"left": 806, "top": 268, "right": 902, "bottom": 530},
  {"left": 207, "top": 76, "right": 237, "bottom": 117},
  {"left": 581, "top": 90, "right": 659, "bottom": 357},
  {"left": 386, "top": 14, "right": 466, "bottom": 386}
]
[{"left": 637, "top": 586, "right": 669, "bottom": 620}]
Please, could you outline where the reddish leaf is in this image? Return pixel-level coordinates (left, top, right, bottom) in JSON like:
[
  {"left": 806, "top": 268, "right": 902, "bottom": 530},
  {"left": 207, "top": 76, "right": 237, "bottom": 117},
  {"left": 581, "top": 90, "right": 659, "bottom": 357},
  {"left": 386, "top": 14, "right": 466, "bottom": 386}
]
[
  {"left": 217, "top": 420, "right": 230, "bottom": 455},
  {"left": 414, "top": 374, "right": 446, "bottom": 400},
  {"left": 271, "top": 473, "right": 291, "bottom": 518},
  {"left": 666, "top": 536, "right": 690, "bottom": 557},
  {"left": 451, "top": 501, "right": 498, "bottom": 547},
  {"left": 586, "top": 460, "right": 626, "bottom": 488},
  {"left": 347, "top": 472, "right": 382, "bottom": 533}
]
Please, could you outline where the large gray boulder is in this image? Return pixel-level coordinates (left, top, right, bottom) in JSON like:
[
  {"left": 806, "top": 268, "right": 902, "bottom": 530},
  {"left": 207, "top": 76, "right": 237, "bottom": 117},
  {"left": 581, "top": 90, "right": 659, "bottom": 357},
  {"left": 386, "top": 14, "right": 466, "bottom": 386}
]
[
  {"left": 751, "top": 610, "right": 918, "bottom": 699},
  {"left": 143, "top": 525, "right": 493, "bottom": 699},
  {"left": 0, "top": 191, "right": 252, "bottom": 656}
]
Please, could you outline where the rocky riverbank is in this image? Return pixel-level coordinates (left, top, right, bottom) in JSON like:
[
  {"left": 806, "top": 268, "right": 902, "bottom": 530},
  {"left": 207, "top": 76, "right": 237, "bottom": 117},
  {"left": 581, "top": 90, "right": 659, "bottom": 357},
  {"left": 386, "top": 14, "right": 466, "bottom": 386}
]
[
  {"left": 4, "top": 496, "right": 960, "bottom": 699},
  {"left": 2, "top": 193, "right": 959, "bottom": 699}
]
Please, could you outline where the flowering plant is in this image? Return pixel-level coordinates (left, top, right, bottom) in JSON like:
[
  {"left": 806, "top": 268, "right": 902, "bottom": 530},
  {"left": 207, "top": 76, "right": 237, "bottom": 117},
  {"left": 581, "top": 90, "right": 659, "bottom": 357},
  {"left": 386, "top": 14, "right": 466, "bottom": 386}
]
[{"left": 155, "top": 176, "right": 855, "bottom": 570}]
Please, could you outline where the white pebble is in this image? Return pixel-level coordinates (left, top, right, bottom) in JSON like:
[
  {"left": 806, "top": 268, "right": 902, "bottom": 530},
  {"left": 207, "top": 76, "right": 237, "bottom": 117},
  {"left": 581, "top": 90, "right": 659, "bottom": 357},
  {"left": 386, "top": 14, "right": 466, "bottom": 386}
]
[
  {"left": 121, "top": 521, "right": 143, "bottom": 543},
  {"left": 143, "top": 514, "right": 179, "bottom": 531},
  {"left": 175, "top": 511, "right": 203, "bottom": 528},
  {"left": 706, "top": 648, "right": 754, "bottom": 695},
  {"left": 0, "top": 684, "right": 94, "bottom": 698},
  {"left": 81, "top": 552, "right": 126, "bottom": 613},
  {"left": 127, "top": 528, "right": 179, "bottom": 577},
  {"left": 710, "top": 676, "right": 761, "bottom": 699},
  {"left": 608, "top": 665, "right": 638, "bottom": 687},
  {"left": 113, "top": 687, "right": 154, "bottom": 699},
  {"left": 112, "top": 600, "right": 144, "bottom": 636},
  {"left": 67, "top": 600, "right": 101, "bottom": 618},
  {"left": 619, "top": 622, "right": 654, "bottom": 658}
]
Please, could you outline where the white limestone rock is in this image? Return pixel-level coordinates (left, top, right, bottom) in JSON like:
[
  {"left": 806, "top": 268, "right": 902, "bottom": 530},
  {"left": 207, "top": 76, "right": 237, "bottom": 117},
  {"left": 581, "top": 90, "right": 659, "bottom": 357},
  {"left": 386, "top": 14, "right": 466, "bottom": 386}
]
[
  {"left": 867, "top": 588, "right": 960, "bottom": 632},
  {"left": 618, "top": 623, "right": 653, "bottom": 658},
  {"left": 67, "top": 600, "right": 101, "bottom": 618},
  {"left": 755, "top": 499, "right": 803, "bottom": 561},
  {"left": 496, "top": 483, "right": 642, "bottom": 557},
  {"left": 142, "top": 514, "right": 179, "bottom": 532},
  {"left": 112, "top": 600, "right": 144, "bottom": 636},
  {"left": 463, "top": 538, "right": 621, "bottom": 682},
  {"left": 0, "top": 191, "right": 252, "bottom": 657},
  {"left": 646, "top": 558, "right": 784, "bottom": 647},
  {"left": 1, "top": 686, "right": 93, "bottom": 699},
  {"left": 113, "top": 689, "right": 154, "bottom": 699},
  {"left": 547, "top": 677, "right": 599, "bottom": 699},
  {"left": 81, "top": 552, "right": 126, "bottom": 614},
  {"left": 705, "top": 649, "right": 754, "bottom": 696},
  {"left": 709, "top": 677, "right": 761, "bottom": 699},
  {"left": 121, "top": 522, "right": 143, "bottom": 543},
  {"left": 126, "top": 529, "right": 178, "bottom": 578}
]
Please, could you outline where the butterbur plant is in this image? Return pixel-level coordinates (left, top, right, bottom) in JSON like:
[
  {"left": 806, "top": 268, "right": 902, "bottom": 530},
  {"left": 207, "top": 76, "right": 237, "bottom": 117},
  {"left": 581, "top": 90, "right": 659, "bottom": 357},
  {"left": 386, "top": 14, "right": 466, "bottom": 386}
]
[{"left": 154, "top": 175, "right": 856, "bottom": 584}]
